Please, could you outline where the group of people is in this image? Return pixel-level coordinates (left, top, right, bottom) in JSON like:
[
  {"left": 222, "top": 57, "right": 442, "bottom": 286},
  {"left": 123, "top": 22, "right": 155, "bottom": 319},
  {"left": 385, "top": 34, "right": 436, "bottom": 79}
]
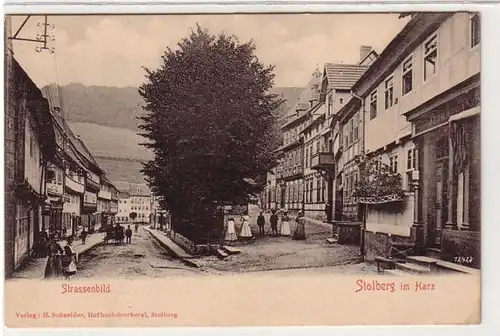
[
  {"left": 44, "top": 233, "right": 78, "bottom": 280},
  {"left": 224, "top": 210, "right": 306, "bottom": 242},
  {"left": 106, "top": 223, "right": 137, "bottom": 244}
]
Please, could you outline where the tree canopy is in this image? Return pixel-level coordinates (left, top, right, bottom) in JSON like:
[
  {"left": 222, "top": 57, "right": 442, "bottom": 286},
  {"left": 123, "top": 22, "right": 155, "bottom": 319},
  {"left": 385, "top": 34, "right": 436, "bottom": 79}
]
[{"left": 138, "top": 25, "right": 283, "bottom": 238}]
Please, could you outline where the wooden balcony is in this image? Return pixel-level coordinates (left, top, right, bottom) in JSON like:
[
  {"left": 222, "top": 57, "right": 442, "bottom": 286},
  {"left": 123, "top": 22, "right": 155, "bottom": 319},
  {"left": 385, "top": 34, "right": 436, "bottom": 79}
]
[
  {"left": 85, "top": 178, "right": 100, "bottom": 193},
  {"left": 311, "top": 152, "right": 334, "bottom": 170}
]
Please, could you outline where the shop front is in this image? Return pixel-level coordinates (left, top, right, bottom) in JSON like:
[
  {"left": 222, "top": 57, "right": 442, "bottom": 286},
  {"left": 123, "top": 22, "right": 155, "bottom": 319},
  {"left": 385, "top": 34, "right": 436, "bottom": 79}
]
[{"left": 406, "top": 77, "right": 480, "bottom": 268}]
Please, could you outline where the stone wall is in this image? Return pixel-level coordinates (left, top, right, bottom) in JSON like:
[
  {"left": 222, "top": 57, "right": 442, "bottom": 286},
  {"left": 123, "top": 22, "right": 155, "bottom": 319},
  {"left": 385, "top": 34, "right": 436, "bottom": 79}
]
[
  {"left": 304, "top": 210, "right": 327, "bottom": 221},
  {"left": 169, "top": 229, "right": 196, "bottom": 254},
  {"left": 364, "top": 230, "right": 414, "bottom": 262},
  {"left": 441, "top": 229, "right": 480, "bottom": 269},
  {"left": 169, "top": 229, "right": 214, "bottom": 256}
]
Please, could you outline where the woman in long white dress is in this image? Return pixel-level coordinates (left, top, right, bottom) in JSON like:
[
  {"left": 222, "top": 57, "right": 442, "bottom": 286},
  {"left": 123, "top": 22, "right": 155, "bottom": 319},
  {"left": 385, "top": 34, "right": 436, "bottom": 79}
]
[
  {"left": 62, "top": 236, "right": 77, "bottom": 280},
  {"left": 239, "top": 213, "right": 253, "bottom": 239},
  {"left": 280, "top": 212, "right": 291, "bottom": 236},
  {"left": 225, "top": 217, "right": 237, "bottom": 242}
]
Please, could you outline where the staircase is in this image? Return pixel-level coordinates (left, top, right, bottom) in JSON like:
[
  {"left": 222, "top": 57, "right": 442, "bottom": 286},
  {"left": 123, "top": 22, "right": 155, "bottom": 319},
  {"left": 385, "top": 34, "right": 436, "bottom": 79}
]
[
  {"left": 375, "top": 238, "right": 479, "bottom": 276},
  {"left": 378, "top": 255, "right": 479, "bottom": 276},
  {"left": 326, "top": 223, "right": 339, "bottom": 244}
]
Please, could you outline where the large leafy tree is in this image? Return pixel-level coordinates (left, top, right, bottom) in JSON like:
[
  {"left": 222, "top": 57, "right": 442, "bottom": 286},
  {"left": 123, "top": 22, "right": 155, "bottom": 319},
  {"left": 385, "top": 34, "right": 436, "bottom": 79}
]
[{"left": 138, "top": 25, "right": 283, "bottom": 241}]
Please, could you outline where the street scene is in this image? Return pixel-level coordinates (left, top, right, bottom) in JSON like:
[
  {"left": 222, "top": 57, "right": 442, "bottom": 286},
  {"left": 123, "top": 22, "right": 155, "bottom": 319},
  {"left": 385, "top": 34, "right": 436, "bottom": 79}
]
[{"left": 5, "top": 12, "right": 481, "bottom": 283}]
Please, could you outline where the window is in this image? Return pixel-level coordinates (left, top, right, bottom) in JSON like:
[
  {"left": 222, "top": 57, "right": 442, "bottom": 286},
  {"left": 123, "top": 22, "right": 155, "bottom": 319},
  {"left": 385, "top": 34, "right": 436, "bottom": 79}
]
[
  {"left": 29, "top": 137, "right": 34, "bottom": 158},
  {"left": 321, "top": 178, "right": 326, "bottom": 202},
  {"left": 470, "top": 13, "right": 480, "bottom": 48},
  {"left": 327, "top": 95, "right": 333, "bottom": 117},
  {"left": 309, "top": 144, "right": 313, "bottom": 166},
  {"left": 369, "top": 91, "right": 377, "bottom": 120},
  {"left": 407, "top": 148, "right": 418, "bottom": 170},
  {"left": 402, "top": 56, "right": 413, "bottom": 95},
  {"left": 316, "top": 178, "right": 321, "bottom": 203},
  {"left": 347, "top": 119, "right": 353, "bottom": 146},
  {"left": 309, "top": 179, "right": 314, "bottom": 203},
  {"left": 305, "top": 180, "right": 309, "bottom": 203},
  {"left": 389, "top": 155, "right": 398, "bottom": 174},
  {"left": 339, "top": 98, "right": 344, "bottom": 104},
  {"left": 384, "top": 76, "right": 394, "bottom": 109},
  {"left": 424, "top": 34, "right": 438, "bottom": 81},
  {"left": 316, "top": 140, "right": 320, "bottom": 153},
  {"left": 353, "top": 113, "right": 359, "bottom": 141}
]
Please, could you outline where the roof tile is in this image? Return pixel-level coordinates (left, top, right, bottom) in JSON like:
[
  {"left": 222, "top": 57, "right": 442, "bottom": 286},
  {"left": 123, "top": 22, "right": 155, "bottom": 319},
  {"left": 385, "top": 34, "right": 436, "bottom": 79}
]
[{"left": 324, "top": 63, "right": 368, "bottom": 90}]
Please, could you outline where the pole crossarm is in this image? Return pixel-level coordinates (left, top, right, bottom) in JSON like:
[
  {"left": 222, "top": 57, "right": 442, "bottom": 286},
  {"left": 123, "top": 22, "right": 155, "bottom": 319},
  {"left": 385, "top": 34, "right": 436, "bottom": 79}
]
[{"left": 8, "top": 15, "right": 55, "bottom": 53}]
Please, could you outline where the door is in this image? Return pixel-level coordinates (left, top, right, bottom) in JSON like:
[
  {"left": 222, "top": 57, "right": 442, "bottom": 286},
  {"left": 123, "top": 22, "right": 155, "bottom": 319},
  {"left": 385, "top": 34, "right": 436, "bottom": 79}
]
[
  {"left": 433, "top": 161, "right": 448, "bottom": 247},
  {"left": 334, "top": 188, "right": 343, "bottom": 221},
  {"left": 326, "top": 177, "right": 334, "bottom": 222},
  {"left": 280, "top": 186, "right": 286, "bottom": 209}
]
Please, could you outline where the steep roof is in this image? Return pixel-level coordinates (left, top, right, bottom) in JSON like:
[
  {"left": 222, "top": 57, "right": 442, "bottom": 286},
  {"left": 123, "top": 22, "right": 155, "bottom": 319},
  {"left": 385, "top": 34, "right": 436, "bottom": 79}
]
[
  {"left": 130, "top": 183, "right": 150, "bottom": 196},
  {"left": 48, "top": 103, "right": 102, "bottom": 174},
  {"left": 284, "top": 68, "right": 322, "bottom": 122},
  {"left": 324, "top": 63, "right": 369, "bottom": 90},
  {"left": 112, "top": 181, "right": 150, "bottom": 197}
]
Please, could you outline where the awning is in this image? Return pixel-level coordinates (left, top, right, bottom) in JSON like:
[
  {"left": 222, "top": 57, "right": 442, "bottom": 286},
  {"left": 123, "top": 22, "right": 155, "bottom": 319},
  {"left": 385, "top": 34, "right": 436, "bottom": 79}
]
[{"left": 449, "top": 106, "right": 480, "bottom": 123}]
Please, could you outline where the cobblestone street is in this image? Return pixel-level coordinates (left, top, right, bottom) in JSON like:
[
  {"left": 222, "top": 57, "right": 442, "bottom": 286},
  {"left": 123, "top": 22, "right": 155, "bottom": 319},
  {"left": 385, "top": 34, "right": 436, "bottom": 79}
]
[
  {"left": 76, "top": 226, "right": 208, "bottom": 279},
  {"left": 195, "top": 208, "right": 362, "bottom": 273}
]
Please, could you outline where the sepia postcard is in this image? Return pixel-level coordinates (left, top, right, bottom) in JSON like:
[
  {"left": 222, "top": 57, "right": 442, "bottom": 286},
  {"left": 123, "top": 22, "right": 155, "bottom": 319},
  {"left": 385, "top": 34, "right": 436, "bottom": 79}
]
[{"left": 4, "top": 12, "right": 481, "bottom": 327}]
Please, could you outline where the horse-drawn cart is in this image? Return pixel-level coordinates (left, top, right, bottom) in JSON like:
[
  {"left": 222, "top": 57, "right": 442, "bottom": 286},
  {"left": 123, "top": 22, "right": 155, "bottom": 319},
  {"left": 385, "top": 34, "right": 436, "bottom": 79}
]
[{"left": 104, "top": 227, "right": 124, "bottom": 244}]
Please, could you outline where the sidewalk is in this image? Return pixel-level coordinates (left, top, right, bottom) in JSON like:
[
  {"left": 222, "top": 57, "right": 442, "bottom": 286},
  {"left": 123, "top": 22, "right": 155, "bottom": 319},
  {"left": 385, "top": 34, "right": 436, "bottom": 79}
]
[
  {"left": 144, "top": 228, "right": 199, "bottom": 268},
  {"left": 12, "top": 232, "right": 105, "bottom": 280}
]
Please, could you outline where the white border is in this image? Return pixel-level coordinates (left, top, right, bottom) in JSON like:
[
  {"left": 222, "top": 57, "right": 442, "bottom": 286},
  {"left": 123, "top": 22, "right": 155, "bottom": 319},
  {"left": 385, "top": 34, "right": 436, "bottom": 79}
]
[{"left": 2, "top": 2, "right": 500, "bottom": 336}]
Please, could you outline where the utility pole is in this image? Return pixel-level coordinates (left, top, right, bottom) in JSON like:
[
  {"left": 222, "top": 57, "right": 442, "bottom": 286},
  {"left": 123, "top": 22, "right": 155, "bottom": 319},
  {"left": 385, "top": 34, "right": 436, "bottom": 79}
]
[{"left": 8, "top": 15, "right": 56, "bottom": 54}]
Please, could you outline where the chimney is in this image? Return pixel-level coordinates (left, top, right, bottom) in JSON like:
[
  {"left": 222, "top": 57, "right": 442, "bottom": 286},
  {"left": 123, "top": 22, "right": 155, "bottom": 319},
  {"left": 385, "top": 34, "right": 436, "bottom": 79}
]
[{"left": 360, "top": 46, "right": 372, "bottom": 62}]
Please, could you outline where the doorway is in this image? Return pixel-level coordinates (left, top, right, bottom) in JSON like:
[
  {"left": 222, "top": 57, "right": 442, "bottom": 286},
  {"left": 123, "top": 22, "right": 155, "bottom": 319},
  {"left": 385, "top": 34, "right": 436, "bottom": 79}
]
[
  {"left": 280, "top": 186, "right": 286, "bottom": 209},
  {"left": 431, "top": 137, "right": 449, "bottom": 248},
  {"left": 334, "top": 188, "right": 343, "bottom": 221}
]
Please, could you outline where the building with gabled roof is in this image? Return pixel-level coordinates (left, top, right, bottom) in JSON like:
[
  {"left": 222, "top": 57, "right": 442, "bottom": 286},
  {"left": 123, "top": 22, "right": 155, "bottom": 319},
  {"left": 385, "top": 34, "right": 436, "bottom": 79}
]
[
  {"left": 300, "top": 50, "right": 372, "bottom": 220},
  {"left": 113, "top": 181, "right": 153, "bottom": 224}
]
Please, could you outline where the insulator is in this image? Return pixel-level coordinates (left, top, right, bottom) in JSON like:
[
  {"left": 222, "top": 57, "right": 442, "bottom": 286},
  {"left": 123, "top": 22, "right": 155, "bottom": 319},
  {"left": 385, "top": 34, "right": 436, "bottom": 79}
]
[{"left": 35, "top": 46, "right": 42, "bottom": 53}]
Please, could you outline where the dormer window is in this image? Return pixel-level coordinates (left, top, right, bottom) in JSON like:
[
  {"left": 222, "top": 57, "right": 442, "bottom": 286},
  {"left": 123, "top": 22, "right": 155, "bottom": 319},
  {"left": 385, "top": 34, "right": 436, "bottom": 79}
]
[{"left": 424, "top": 34, "right": 438, "bottom": 81}]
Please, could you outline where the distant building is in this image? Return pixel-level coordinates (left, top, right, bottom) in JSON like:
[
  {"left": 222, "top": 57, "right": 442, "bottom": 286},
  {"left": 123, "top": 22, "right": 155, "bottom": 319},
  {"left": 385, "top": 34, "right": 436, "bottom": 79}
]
[
  {"left": 274, "top": 68, "right": 322, "bottom": 213},
  {"left": 303, "top": 59, "right": 369, "bottom": 220},
  {"left": 110, "top": 184, "right": 119, "bottom": 222},
  {"left": 116, "top": 190, "right": 131, "bottom": 224},
  {"left": 114, "top": 182, "right": 152, "bottom": 223}
]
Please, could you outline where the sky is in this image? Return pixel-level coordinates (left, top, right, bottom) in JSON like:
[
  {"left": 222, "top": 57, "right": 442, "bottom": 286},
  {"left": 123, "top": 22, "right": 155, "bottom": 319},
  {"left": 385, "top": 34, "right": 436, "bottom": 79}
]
[{"left": 9, "top": 14, "right": 409, "bottom": 89}]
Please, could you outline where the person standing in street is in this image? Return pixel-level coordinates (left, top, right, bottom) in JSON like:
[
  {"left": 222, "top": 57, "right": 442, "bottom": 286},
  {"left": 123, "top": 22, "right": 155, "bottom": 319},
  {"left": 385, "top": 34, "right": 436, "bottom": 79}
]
[
  {"left": 280, "top": 212, "right": 291, "bottom": 236},
  {"left": 238, "top": 212, "right": 253, "bottom": 240},
  {"left": 80, "top": 228, "right": 88, "bottom": 245},
  {"left": 292, "top": 211, "right": 306, "bottom": 240},
  {"left": 44, "top": 233, "right": 64, "bottom": 279},
  {"left": 269, "top": 210, "right": 279, "bottom": 237},
  {"left": 225, "top": 217, "right": 237, "bottom": 242},
  {"left": 62, "top": 236, "right": 77, "bottom": 280},
  {"left": 125, "top": 225, "right": 133, "bottom": 244},
  {"left": 135, "top": 223, "right": 139, "bottom": 233},
  {"left": 257, "top": 212, "right": 265, "bottom": 236}
]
